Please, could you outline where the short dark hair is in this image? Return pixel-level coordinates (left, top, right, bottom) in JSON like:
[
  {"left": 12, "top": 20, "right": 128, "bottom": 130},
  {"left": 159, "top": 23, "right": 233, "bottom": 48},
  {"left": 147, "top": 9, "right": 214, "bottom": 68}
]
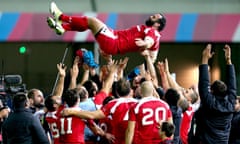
[
  {"left": 62, "top": 89, "right": 79, "bottom": 107},
  {"left": 165, "top": 88, "right": 180, "bottom": 106},
  {"left": 116, "top": 78, "right": 131, "bottom": 97},
  {"left": 83, "top": 80, "right": 97, "bottom": 98},
  {"left": 102, "top": 96, "right": 115, "bottom": 106},
  {"left": 45, "top": 96, "right": 55, "bottom": 111},
  {"left": 13, "top": 92, "right": 28, "bottom": 109},
  {"left": 157, "top": 13, "right": 166, "bottom": 31},
  {"left": 161, "top": 122, "right": 175, "bottom": 137},
  {"left": 211, "top": 80, "right": 227, "bottom": 97}
]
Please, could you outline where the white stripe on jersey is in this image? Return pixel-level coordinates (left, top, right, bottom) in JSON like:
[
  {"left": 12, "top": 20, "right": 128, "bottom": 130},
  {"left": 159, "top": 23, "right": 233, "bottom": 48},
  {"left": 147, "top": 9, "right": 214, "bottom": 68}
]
[
  {"left": 46, "top": 111, "right": 57, "bottom": 119},
  {"left": 137, "top": 25, "right": 141, "bottom": 31},
  {"left": 110, "top": 97, "right": 138, "bottom": 114}
]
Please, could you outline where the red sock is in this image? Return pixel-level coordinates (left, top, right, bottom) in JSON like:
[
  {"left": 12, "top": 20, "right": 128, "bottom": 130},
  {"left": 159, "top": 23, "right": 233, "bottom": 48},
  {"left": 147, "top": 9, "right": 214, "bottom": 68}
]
[{"left": 60, "top": 14, "right": 88, "bottom": 32}]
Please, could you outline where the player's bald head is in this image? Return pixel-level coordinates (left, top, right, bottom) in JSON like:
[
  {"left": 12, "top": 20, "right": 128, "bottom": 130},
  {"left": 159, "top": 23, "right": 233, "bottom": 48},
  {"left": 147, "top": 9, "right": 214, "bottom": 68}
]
[{"left": 140, "top": 81, "right": 154, "bottom": 97}]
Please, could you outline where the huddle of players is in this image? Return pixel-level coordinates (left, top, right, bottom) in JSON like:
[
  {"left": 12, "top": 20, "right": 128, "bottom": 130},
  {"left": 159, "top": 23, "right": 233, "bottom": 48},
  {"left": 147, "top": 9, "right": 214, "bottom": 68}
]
[{"left": 44, "top": 52, "right": 175, "bottom": 144}]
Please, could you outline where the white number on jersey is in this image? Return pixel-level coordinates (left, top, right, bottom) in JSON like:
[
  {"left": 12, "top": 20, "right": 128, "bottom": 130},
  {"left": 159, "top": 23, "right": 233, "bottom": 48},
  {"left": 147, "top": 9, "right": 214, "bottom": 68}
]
[
  {"left": 60, "top": 117, "right": 73, "bottom": 134},
  {"left": 142, "top": 107, "right": 167, "bottom": 125},
  {"left": 49, "top": 122, "right": 60, "bottom": 138}
]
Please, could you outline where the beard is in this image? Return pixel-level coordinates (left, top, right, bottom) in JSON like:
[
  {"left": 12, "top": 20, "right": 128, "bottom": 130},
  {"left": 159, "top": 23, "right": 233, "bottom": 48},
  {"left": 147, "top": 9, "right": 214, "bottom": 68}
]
[
  {"left": 34, "top": 103, "right": 45, "bottom": 109},
  {"left": 145, "top": 18, "right": 155, "bottom": 27}
]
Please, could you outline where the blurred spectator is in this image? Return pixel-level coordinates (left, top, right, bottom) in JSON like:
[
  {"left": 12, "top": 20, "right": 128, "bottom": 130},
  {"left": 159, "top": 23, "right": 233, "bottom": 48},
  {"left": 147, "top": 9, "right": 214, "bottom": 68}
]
[
  {"left": 2, "top": 92, "right": 49, "bottom": 144},
  {"left": 0, "top": 100, "right": 10, "bottom": 143},
  {"left": 27, "top": 88, "right": 45, "bottom": 113},
  {"left": 164, "top": 88, "right": 182, "bottom": 144},
  {"left": 228, "top": 97, "right": 240, "bottom": 144}
]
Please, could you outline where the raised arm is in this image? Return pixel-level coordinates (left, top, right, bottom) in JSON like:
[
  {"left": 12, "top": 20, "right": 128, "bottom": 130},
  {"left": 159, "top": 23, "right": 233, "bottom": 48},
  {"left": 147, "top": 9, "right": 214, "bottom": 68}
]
[
  {"left": 163, "top": 58, "right": 183, "bottom": 91},
  {"left": 78, "top": 64, "right": 90, "bottom": 86},
  {"left": 157, "top": 61, "right": 170, "bottom": 92},
  {"left": 198, "top": 44, "right": 214, "bottom": 102},
  {"left": 117, "top": 57, "right": 129, "bottom": 80},
  {"left": 52, "top": 63, "right": 66, "bottom": 98},
  {"left": 224, "top": 45, "right": 237, "bottom": 101},
  {"left": 224, "top": 44, "right": 232, "bottom": 65},
  {"left": 201, "top": 44, "right": 214, "bottom": 65},
  {"left": 68, "top": 56, "right": 79, "bottom": 89},
  {"left": 92, "top": 60, "right": 119, "bottom": 109},
  {"left": 141, "top": 50, "right": 158, "bottom": 88},
  {"left": 101, "top": 60, "right": 119, "bottom": 94}
]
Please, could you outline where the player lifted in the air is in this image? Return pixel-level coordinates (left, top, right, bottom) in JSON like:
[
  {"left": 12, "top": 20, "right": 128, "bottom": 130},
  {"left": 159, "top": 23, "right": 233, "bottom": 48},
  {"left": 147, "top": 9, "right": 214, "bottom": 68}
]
[{"left": 47, "top": 2, "right": 166, "bottom": 63}]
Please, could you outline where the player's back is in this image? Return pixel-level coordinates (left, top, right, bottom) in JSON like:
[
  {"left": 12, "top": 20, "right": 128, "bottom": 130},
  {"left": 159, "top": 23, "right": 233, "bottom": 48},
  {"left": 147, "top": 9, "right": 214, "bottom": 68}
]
[
  {"left": 56, "top": 106, "right": 85, "bottom": 144},
  {"left": 45, "top": 111, "right": 60, "bottom": 144},
  {"left": 133, "top": 96, "right": 172, "bottom": 144},
  {"left": 102, "top": 97, "right": 138, "bottom": 144}
]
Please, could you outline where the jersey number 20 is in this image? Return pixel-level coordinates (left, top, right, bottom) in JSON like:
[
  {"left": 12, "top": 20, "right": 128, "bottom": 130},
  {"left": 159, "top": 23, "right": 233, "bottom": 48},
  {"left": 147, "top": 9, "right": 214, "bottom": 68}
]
[{"left": 142, "top": 107, "right": 166, "bottom": 125}]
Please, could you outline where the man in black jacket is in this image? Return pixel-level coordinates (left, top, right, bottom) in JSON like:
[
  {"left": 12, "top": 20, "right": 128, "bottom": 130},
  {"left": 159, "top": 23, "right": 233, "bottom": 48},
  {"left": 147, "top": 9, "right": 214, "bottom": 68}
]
[
  {"left": 194, "top": 44, "right": 236, "bottom": 144},
  {"left": 228, "top": 97, "right": 240, "bottom": 144},
  {"left": 2, "top": 93, "right": 49, "bottom": 144}
]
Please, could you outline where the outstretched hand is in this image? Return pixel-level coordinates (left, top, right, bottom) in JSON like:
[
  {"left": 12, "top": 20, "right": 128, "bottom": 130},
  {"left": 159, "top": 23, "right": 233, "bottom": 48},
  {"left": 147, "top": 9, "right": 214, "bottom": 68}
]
[
  {"left": 118, "top": 57, "right": 129, "bottom": 70},
  {"left": 140, "top": 49, "right": 149, "bottom": 57},
  {"left": 57, "top": 63, "right": 67, "bottom": 77},
  {"left": 164, "top": 58, "right": 169, "bottom": 73},
  {"left": 71, "top": 56, "right": 80, "bottom": 76},
  {"left": 99, "top": 49, "right": 112, "bottom": 64},
  {"left": 105, "top": 133, "right": 116, "bottom": 144},
  {"left": 223, "top": 44, "right": 231, "bottom": 60},
  {"left": 156, "top": 58, "right": 169, "bottom": 74},
  {"left": 223, "top": 44, "right": 232, "bottom": 64},
  {"left": 108, "top": 59, "right": 119, "bottom": 73},
  {"left": 157, "top": 61, "right": 165, "bottom": 75},
  {"left": 202, "top": 44, "right": 214, "bottom": 64},
  {"left": 135, "top": 38, "right": 147, "bottom": 49}
]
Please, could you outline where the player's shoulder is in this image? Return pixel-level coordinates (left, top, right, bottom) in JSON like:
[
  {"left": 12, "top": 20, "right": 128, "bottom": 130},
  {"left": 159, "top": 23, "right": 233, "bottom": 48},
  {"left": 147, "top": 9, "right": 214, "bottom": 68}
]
[
  {"left": 138, "top": 96, "right": 168, "bottom": 107},
  {"left": 126, "top": 97, "right": 139, "bottom": 103},
  {"left": 101, "top": 98, "right": 118, "bottom": 110},
  {"left": 45, "top": 111, "right": 57, "bottom": 118}
]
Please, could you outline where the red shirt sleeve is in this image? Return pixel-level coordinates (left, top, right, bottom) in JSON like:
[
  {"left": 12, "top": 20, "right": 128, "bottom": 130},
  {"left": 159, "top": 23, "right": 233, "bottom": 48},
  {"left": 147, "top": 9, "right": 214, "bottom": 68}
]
[
  {"left": 93, "top": 91, "right": 108, "bottom": 109},
  {"left": 144, "top": 27, "right": 161, "bottom": 51},
  {"left": 128, "top": 104, "right": 137, "bottom": 121}
]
